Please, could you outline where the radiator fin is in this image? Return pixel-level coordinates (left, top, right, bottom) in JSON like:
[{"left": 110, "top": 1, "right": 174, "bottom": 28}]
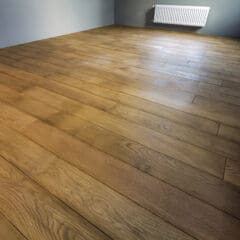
[{"left": 154, "top": 5, "right": 210, "bottom": 27}]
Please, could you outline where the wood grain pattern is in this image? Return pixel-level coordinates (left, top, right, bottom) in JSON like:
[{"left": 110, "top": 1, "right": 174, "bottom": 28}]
[
  {"left": 0, "top": 85, "right": 239, "bottom": 220},
  {"left": 0, "top": 156, "right": 111, "bottom": 240},
  {"left": 219, "top": 124, "right": 240, "bottom": 144},
  {"left": 0, "top": 85, "right": 240, "bottom": 221},
  {"left": 22, "top": 87, "right": 226, "bottom": 178},
  {"left": 193, "top": 96, "right": 240, "bottom": 128},
  {"left": 0, "top": 26, "right": 239, "bottom": 240},
  {"left": 0, "top": 102, "right": 240, "bottom": 240},
  {"left": 47, "top": 74, "right": 220, "bottom": 134},
  {"left": 224, "top": 159, "right": 240, "bottom": 187},
  {"left": 0, "top": 125, "right": 193, "bottom": 240},
  {"left": 0, "top": 213, "right": 27, "bottom": 240}
]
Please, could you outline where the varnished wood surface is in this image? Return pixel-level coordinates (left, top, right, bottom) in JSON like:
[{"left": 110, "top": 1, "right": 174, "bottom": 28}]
[
  {"left": 0, "top": 213, "right": 27, "bottom": 240},
  {"left": 0, "top": 26, "right": 239, "bottom": 240}
]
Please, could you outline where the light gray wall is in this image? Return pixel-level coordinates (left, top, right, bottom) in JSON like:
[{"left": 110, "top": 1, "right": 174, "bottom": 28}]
[
  {"left": 115, "top": 0, "right": 240, "bottom": 38},
  {"left": 0, "top": 0, "right": 115, "bottom": 48}
]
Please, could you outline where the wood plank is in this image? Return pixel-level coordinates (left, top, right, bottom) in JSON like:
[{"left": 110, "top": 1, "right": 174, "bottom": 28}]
[
  {"left": 0, "top": 63, "right": 117, "bottom": 112},
  {"left": 47, "top": 112, "right": 240, "bottom": 218},
  {"left": 14, "top": 44, "right": 240, "bottom": 109},
  {"left": 0, "top": 156, "right": 111, "bottom": 240},
  {"left": 97, "top": 80, "right": 240, "bottom": 128},
  {"left": 222, "top": 80, "right": 240, "bottom": 90},
  {"left": 224, "top": 159, "right": 240, "bottom": 187},
  {"left": 0, "top": 84, "right": 239, "bottom": 219},
  {"left": 0, "top": 71, "right": 34, "bottom": 91},
  {"left": 0, "top": 75, "right": 233, "bottom": 158},
  {"left": 79, "top": 26, "right": 240, "bottom": 51},
  {"left": 193, "top": 96, "right": 240, "bottom": 128},
  {"left": 0, "top": 125, "right": 193, "bottom": 240},
  {"left": 1, "top": 53, "right": 239, "bottom": 129},
  {"left": 0, "top": 83, "right": 62, "bottom": 120},
  {"left": 20, "top": 87, "right": 226, "bottom": 178},
  {"left": 0, "top": 63, "right": 220, "bottom": 135},
  {"left": 0, "top": 99, "right": 36, "bottom": 131},
  {"left": 11, "top": 39, "right": 240, "bottom": 90},
  {"left": 15, "top": 31, "right": 240, "bottom": 75},
  {"left": 0, "top": 84, "right": 59, "bottom": 120},
  {"left": 48, "top": 74, "right": 220, "bottom": 135},
  {"left": 219, "top": 124, "right": 240, "bottom": 144},
  {"left": 0, "top": 51, "right": 196, "bottom": 107},
  {"left": 1, "top": 123, "right": 240, "bottom": 240},
  {"left": 2, "top": 43, "right": 226, "bottom": 88},
  {"left": 108, "top": 104, "right": 240, "bottom": 160},
  {"left": 0, "top": 213, "right": 27, "bottom": 240},
  {"left": 0, "top": 26, "right": 239, "bottom": 240},
  {"left": 0, "top": 84, "right": 239, "bottom": 220},
  {"left": 9, "top": 44, "right": 240, "bottom": 105},
  {"left": 22, "top": 85, "right": 240, "bottom": 160}
]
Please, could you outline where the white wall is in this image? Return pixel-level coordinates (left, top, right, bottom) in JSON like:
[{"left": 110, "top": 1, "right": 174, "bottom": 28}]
[
  {"left": 115, "top": 0, "right": 240, "bottom": 38},
  {"left": 0, "top": 0, "right": 115, "bottom": 48}
]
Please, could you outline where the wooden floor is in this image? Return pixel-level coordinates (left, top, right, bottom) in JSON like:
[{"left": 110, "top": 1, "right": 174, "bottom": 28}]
[{"left": 0, "top": 26, "right": 239, "bottom": 240}]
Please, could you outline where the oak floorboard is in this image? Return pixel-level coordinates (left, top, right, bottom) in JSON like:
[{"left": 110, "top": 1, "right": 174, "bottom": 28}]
[
  {"left": 219, "top": 124, "right": 240, "bottom": 144},
  {"left": 0, "top": 84, "right": 239, "bottom": 219},
  {"left": 0, "top": 90, "right": 59, "bottom": 120},
  {"left": 13, "top": 42, "right": 239, "bottom": 104},
  {"left": 1, "top": 53, "right": 240, "bottom": 128},
  {"left": 23, "top": 86, "right": 240, "bottom": 161},
  {"left": 0, "top": 51, "right": 196, "bottom": 108},
  {"left": 0, "top": 26, "right": 239, "bottom": 240},
  {"left": 224, "top": 159, "right": 240, "bottom": 187},
  {"left": 0, "top": 156, "right": 111, "bottom": 240},
  {"left": 0, "top": 123, "right": 240, "bottom": 240},
  {"left": 17, "top": 41, "right": 240, "bottom": 94},
  {"left": 0, "top": 71, "right": 116, "bottom": 113},
  {"left": 20, "top": 87, "right": 226, "bottom": 178},
  {"left": 0, "top": 83, "right": 226, "bottom": 178},
  {"left": 1, "top": 43, "right": 227, "bottom": 88},
  {"left": 107, "top": 104, "right": 239, "bottom": 159},
  {"left": 0, "top": 74, "right": 229, "bottom": 160},
  {"left": 12, "top": 36, "right": 240, "bottom": 87},
  {"left": 0, "top": 213, "right": 27, "bottom": 240},
  {"left": 222, "top": 80, "right": 240, "bottom": 90},
  {"left": 14, "top": 31, "right": 239, "bottom": 77},
  {"left": 47, "top": 112, "right": 240, "bottom": 218},
  {"left": 193, "top": 96, "right": 240, "bottom": 128},
  {"left": 6, "top": 44, "right": 240, "bottom": 108},
  {"left": 50, "top": 74, "right": 220, "bottom": 134},
  {"left": 81, "top": 26, "right": 240, "bottom": 51},
  {"left": 0, "top": 63, "right": 220, "bottom": 135},
  {"left": 0, "top": 125, "right": 194, "bottom": 240}
]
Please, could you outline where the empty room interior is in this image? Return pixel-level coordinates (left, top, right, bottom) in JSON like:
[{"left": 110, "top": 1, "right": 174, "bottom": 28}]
[{"left": 0, "top": 0, "right": 240, "bottom": 239}]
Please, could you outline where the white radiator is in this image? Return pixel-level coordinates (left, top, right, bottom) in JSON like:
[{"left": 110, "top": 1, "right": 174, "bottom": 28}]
[{"left": 153, "top": 5, "right": 210, "bottom": 27}]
